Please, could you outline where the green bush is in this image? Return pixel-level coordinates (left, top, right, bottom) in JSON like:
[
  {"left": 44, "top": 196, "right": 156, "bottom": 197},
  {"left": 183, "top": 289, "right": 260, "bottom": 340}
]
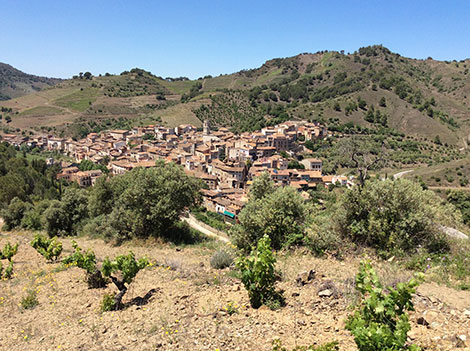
[
  {"left": 63, "top": 241, "right": 97, "bottom": 273},
  {"left": 21, "top": 289, "right": 39, "bottom": 310},
  {"left": 0, "top": 241, "right": 18, "bottom": 261},
  {"left": 0, "top": 143, "right": 60, "bottom": 209},
  {"left": 21, "top": 208, "right": 43, "bottom": 230},
  {"left": 336, "top": 178, "right": 457, "bottom": 254},
  {"left": 102, "top": 252, "right": 148, "bottom": 310},
  {"left": 63, "top": 241, "right": 107, "bottom": 288},
  {"left": 88, "top": 162, "right": 202, "bottom": 243},
  {"left": 0, "top": 261, "right": 13, "bottom": 279},
  {"left": 236, "top": 235, "right": 284, "bottom": 309},
  {"left": 30, "top": 234, "right": 63, "bottom": 262},
  {"left": 192, "top": 210, "right": 230, "bottom": 232},
  {"left": 42, "top": 188, "right": 89, "bottom": 237},
  {"left": 210, "top": 248, "right": 234, "bottom": 269},
  {"left": 232, "top": 185, "right": 310, "bottom": 251},
  {"left": 101, "top": 293, "right": 116, "bottom": 312},
  {"left": 346, "top": 261, "right": 422, "bottom": 351},
  {"left": 447, "top": 190, "right": 470, "bottom": 224},
  {"left": 21, "top": 200, "right": 50, "bottom": 230},
  {"left": 1, "top": 197, "right": 32, "bottom": 230},
  {"left": 0, "top": 241, "right": 18, "bottom": 279},
  {"left": 272, "top": 339, "right": 339, "bottom": 351},
  {"left": 304, "top": 224, "right": 340, "bottom": 256}
]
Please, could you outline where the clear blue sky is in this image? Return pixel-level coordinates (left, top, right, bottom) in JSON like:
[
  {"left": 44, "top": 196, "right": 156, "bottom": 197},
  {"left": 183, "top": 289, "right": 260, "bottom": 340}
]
[{"left": 1, "top": 0, "right": 469, "bottom": 79}]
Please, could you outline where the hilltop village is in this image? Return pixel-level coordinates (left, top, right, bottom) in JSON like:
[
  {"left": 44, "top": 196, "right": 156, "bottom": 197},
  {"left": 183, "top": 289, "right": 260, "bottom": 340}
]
[{"left": 1, "top": 120, "right": 351, "bottom": 220}]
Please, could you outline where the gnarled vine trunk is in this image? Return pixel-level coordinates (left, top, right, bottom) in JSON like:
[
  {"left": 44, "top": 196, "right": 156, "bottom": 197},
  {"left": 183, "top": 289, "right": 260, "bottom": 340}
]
[{"left": 110, "top": 276, "right": 127, "bottom": 310}]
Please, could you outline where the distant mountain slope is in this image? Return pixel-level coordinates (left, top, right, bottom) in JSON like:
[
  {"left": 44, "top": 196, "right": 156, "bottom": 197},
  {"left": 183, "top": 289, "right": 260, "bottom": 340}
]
[
  {"left": 1, "top": 45, "right": 470, "bottom": 147},
  {"left": 0, "top": 63, "right": 61, "bottom": 100},
  {"left": 192, "top": 46, "right": 470, "bottom": 144}
]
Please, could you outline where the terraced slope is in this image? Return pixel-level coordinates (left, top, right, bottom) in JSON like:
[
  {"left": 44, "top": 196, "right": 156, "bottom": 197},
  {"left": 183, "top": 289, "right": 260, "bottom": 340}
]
[{"left": 1, "top": 46, "right": 470, "bottom": 147}]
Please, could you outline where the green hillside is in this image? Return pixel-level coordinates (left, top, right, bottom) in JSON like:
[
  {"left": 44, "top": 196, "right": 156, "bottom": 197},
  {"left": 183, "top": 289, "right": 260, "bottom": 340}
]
[
  {"left": 0, "top": 63, "right": 61, "bottom": 100},
  {"left": 1, "top": 45, "right": 470, "bottom": 149}
]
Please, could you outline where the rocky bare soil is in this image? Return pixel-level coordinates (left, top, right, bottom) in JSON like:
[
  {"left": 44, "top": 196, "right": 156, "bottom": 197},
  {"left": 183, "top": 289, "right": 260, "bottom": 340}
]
[{"left": 1, "top": 231, "right": 470, "bottom": 351}]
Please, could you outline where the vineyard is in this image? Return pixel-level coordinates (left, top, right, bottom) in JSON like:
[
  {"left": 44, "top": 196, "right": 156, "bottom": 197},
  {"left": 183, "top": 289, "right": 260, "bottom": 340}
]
[{"left": 1, "top": 229, "right": 470, "bottom": 350}]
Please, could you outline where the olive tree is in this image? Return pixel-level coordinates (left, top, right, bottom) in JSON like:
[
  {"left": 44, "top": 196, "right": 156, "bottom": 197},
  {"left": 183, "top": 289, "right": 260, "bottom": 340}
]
[
  {"left": 232, "top": 186, "right": 310, "bottom": 251},
  {"left": 92, "top": 161, "right": 202, "bottom": 243},
  {"left": 335, "top": 178, "right": 458, "bottom": 254}
]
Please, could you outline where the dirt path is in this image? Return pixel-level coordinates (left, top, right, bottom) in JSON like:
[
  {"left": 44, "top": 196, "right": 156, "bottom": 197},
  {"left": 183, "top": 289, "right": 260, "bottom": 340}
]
[
  {"left": 393, "top": 169, "right": 414, "bottom": 179},
  {"left": 182, "top": 215, "right": 230, "bottom": 243},
  {"left": 228, "top": 78, "right": 238, "bottom": 89}
]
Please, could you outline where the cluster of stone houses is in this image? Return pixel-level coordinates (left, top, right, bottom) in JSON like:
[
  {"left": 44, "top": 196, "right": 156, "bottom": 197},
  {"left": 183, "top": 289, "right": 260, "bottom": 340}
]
[
  {"left": 56, "top": 167, "right": 103, "bottom": 187},
  {"left": 1, "top": 120, "right": 351, "bottom": 219}
]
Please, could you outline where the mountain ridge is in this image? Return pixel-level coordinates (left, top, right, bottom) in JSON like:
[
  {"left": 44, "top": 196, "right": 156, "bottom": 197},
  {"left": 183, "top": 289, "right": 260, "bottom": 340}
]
[
  {"left": 0, "top": 62, "right": 62, "bottom": 100},
  {"left": 1, "top": 45, "right": 470, "bottom": 148}
]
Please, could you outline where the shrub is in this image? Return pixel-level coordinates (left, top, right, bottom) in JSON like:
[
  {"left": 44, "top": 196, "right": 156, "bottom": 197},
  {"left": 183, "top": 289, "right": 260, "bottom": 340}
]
[
  {"left": 101, "top": 293, "right": 116, "bottom": 312},
  {"left": 42, "top": 188, "right": 89, "bottom": 237},
  {"left": 236, "top": 235, "right": 284, "bottom": 309},
  {"left": 210, "top": 249, "right": 234, "bottom": 269},
  {"left": 89, "top": 162, "right": 202, "bottom": 243},
  {"left": 102, "top": 252, "right": 148, "bottom": 310},
  {"left": 1, "top": 197, "right": 32, "bottom": 230},
  {"left": 249, "top": 171, "right": 276, "bottom": 201},
  {"left": 63, "top": 241, "right": 107, "bottom": 288},
  {"left": 304, "top": 224, "right": 340, "bottom": 256},
  {"left": 31, "top": 234, "right": 63, "bottom": 262},
  {"left": 0, "top": 241, "right": 18, "bottom": 262},
  {"left": 232, "top": 186, "right": 310, "bottom": 251},
  {"left": 272, "top": 339, "right": 339, "bottom": 351},
  {"left": 336, "top": 178, "right": 457, "bottom": 255},
  {"left": 0, "top": 241, "right": 18, "bottom": 279},
  {"left": 346, "top": 261, "right": 422, "bottom": 351},
  {"left": 447, "top": 190, "right": 470, "bottom": 224},
  {"left": 0, "top": 261, "right": 13, "bottom": 279},
  {"left": 21, "top": 289, "right": 39, "bottom": 310},
  {"left": 192, "top": 209, "right": 230, "bottom": 232},
  {"left": 21, "top": 208, "right": 43, "bottom": 230},
  {"left": 21, "top": 200, "right": 50, "bottom": 230}
]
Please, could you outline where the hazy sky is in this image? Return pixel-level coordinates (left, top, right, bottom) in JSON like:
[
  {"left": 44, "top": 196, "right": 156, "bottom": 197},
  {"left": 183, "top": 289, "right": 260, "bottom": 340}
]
[{"left": 1, "top": 0, "right": 469, "bottom": 78}]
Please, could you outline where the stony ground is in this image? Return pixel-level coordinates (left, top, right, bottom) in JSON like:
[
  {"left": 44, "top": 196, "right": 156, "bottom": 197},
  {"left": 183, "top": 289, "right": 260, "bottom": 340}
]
[{"left": 1, "top": 230, "right": 470, "bottom": 351}]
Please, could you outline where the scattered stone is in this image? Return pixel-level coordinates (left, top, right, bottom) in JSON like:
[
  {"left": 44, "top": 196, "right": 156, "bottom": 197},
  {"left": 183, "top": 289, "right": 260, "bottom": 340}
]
[
  {"left": 455, "top": 334, "right": 467, "bottom": 348},
  {"left": 296, "top": 269, "right": 316, "bottom": 287},
  {"left": 418, "top": 309, "right": 439, "bottom": 328},
  {"left": 417, "top": 316, "right": 429, "bottom": 326},
  {"left": 318, "top": 289, "right": 333, "bottom": 298},
  {"left": 317, "top": 280, "right": 339, "bottom": 298},
  {"left": 439, "top": 225, "right": 469, "bottom": 240}
]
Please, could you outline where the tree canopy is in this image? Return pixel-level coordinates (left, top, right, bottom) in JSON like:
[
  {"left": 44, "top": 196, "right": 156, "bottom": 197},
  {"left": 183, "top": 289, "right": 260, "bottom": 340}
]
[
  {"left": 335, "top": 178, "right": 459, "bottom": 254},
  {"left": 232, "top": 176, "right": 310, "bottom": 251},
  {"left": 86, "top": 161, "right": 203, "bottom": 242}
]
